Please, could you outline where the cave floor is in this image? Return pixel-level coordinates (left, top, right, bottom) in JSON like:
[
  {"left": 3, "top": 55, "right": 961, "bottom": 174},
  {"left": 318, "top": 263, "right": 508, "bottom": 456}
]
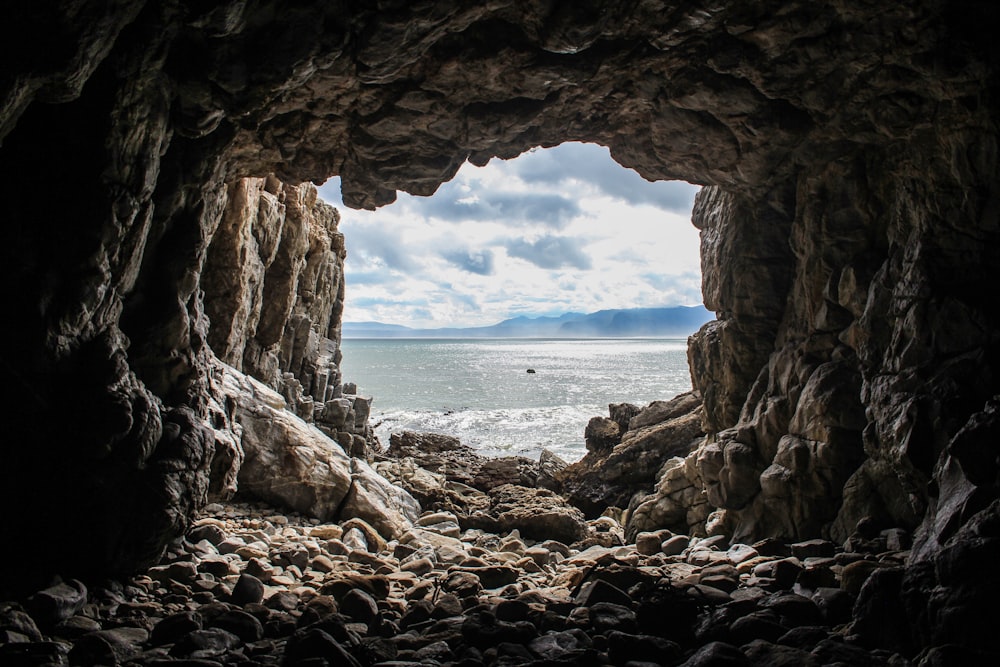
[{"left": 0, "top": 500, "right": 916, "bottom": 666}]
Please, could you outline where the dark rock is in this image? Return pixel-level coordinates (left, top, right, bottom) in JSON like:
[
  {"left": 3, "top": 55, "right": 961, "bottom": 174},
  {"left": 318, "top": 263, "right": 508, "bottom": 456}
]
[
  {"left": 461, "top": 611, "right": 536, "bottom": 649},
  {"left": 680, "top": 641, "right": 751, "bottom": 667},
  {"left": 431, "top": 593, "right": 464, "bottom": 620},
  {"left": 574, "top": 579, "right": 634, "bottom": 608},
  {"left": 789, "top": 540, "right": 836, "bottom": 560},
  {"left": 606, "top": 630, "right": 682, "bottom": 665},
  {"left": 636, "top": 585, "right": 700, "bottom": 643},
  {"left": 320, "top": 574, "right": 390, "bottom": 601},
  {"left": 742, "top": 639, "right": 819, "bottom": 667},
  {"left": 67, "top": 633, "right": 120, "bottom": 667},
  {"left": 230, "top": 573, "right": 265, "bottom": 606},
  {"left": 753, "top": 558, "right": 803, "bottom": 589},
  {"left": 399, "top": 600, "right": 433, "bottom": 630},
  {"left": 495, "top": 599, "right": 531, "bottom": 623},
  {"left": 776, "top": 625, "right": 833, "bottom": 650},
  {"left": 339, "top": 589, "right": 379, "bottom": 625},
  {"left": 811, "top": 587, "right": 853, "bottom": 625},
  {"left": 585, "top": 417, "right": 621, "bottom": 453},
  {"left": 455, "top": 565, "right": 519, "bottom": 590},
  {"left": 284, "top": 628, "right": 362, "bottom": 667},
  {"left": 758, "top": 593, "right": 822, "bottom": 628},
  {"left": 810, "top": 638, "right": 878, "bottom": 666},
  {"left": 412, "top": 640, "right": 454, "bottom": 663},
  {"left": 0, "top": 642, "right": 71, "bottom": 666},
  {"left": 729, "top": 611, "right": 787, "bottom": 645},
  {"left": 849, "top": 567, "right": 913, "bottom": 655},
  {"left": 528, "top": 628, "right": 593, "bottom": 660},
  {"left": 69, "top": 628, "right": 147, "bottom": 665},
  {"left": 750, "top": 539, "right": 792, "bottom": 558},
  {"left": 169, "top": 628, "right": 241, "bottom": 658},
  {"left": 915, "top": 644, "right": 1000, "bottom": 667},
  {"left": 840, "top": 560, "right": 885, "bottom": 597},
  {"left": 587, "top": 602, "right": 638, "bottom": 634},
  {"left": 208, "top": 609, "right": 264, "bottom": 643},
  {"left": 151, "top": 611, "right": 204, "bottom": 646},
  {"left": 0, "top": 609, "right": 43, "bottom": 642},
  {"left": 25, "top": 580, "right": 87, "bottom": 626}
]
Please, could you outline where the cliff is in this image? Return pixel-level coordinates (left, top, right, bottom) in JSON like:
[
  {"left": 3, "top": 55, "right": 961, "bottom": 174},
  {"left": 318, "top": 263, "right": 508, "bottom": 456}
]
[{"left": 1, "top": 0, "right": 998, "bottom": 658}]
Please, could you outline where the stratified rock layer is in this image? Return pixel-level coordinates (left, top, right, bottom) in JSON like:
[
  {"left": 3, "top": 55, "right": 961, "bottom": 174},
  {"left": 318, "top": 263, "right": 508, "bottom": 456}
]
[{"left": 1, "top": 1, "right": 998, "bottom": 657}]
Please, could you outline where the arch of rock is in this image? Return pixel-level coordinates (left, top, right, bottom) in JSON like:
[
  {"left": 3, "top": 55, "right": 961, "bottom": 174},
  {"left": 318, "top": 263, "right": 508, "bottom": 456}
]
[{"left": 1, "top": 0, "right": 997, "bottom": 650}]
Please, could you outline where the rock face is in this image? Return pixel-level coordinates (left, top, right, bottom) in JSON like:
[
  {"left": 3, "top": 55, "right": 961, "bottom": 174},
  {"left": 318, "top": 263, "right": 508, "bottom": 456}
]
[
  {"left": 559, "top": 392, "right": 706, "bottom": 517},
  {"left": 208, "top": 359, "right": 420, "bottom": 538},
  {"left": 204, "top": 175, "right": 375, "bottom": 454},
  {"left": 1, "top": 0, "right": 998, "bottom": 657}
]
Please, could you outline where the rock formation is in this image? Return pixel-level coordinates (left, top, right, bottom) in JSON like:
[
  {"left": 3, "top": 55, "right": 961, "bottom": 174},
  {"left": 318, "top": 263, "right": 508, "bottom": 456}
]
[{"left": 1, "top": 0, "right": 998, "bottom": 658}]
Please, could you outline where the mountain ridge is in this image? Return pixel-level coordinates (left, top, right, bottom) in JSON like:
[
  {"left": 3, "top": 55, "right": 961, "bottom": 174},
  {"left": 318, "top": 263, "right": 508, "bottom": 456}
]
[{"left": 342, "top": 305, "right": 713, "bottom": 338}]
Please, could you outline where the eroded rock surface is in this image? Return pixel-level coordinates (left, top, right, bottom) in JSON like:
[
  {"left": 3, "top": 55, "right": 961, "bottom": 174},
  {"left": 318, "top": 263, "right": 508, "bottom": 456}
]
[
  {"left": 560, "top": 392, "right": 706, "bottom": 517},
  {"left": 1, "top": 1, "right": 998, "bottom": 658}
]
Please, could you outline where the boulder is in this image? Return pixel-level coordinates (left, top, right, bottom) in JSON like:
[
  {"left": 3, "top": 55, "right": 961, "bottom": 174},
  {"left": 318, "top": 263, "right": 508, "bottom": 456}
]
[
  {"left": 216, "top": 364, "right": 352, "bottom": 520},
  {"left": 339, "top": 459, "right": 420, "bottom": 540},
  {"left": 560, "top": 392, "right": 705, "bottom": 517},
  {"left": 465, "top": 484, "right": 588, "bottom": 544}
]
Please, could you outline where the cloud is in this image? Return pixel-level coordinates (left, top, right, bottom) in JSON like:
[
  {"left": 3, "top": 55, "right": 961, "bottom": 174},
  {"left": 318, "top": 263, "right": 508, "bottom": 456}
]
[
  {"left": 417, "top": 186, "right": 581, "bottom": 228},
  {"left": 346, "top": 270, "right": 397, "bottom": 285},
  {"left": 441, "top": 248, "right": 495, "bottom": 275},
  {"left": 316, "top": 144, "right": 703, "bottom": 329},
  {"left": 514, "top": 143, "right": 696, "bottom": 213},
  {"left": 344, "top": 224, "right": 421, "bottom": 272},
  {"left": 505, "top": 235, "right": 592, "bottom": 270}
]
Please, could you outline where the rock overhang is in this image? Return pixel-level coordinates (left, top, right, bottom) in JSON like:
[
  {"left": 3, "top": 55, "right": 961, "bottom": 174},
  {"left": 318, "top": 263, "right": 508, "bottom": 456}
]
[{"left": 0, "top": 5, "right": 998, "bottom": 646}]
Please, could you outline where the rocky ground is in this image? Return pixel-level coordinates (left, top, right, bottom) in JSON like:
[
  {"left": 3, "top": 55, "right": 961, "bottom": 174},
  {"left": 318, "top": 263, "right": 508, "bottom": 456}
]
[{"left": 0, "top": 494, "right": 920, "bottom": 666}]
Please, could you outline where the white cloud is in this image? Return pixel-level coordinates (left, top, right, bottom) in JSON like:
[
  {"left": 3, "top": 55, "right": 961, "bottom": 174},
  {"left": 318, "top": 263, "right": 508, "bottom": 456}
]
[{"left": 317, "top": 142, "right": 702, "bottom": 328}]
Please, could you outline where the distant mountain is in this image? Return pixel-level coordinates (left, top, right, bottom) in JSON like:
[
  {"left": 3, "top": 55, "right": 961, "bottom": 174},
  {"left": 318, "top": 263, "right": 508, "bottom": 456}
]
[{"left": 342, "top": 306, "right": 713, "bottom": 339}]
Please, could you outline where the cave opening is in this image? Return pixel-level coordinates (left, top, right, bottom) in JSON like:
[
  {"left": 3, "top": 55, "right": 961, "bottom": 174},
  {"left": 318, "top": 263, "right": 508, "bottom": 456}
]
[
  {"left": 2, "top": 1, "right": 999, "bottom": 659},
  {"left": 318, "top": 141, "right": 710, "bottom": 461}
]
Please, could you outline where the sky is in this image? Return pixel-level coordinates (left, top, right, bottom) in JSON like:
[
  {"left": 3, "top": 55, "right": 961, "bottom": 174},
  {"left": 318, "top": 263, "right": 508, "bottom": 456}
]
[{"left": 317, "top": 142, "right": 704, "bottom": 329}]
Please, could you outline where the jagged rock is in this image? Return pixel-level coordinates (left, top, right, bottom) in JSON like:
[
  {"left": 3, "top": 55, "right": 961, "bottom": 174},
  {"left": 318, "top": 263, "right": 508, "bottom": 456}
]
[
  {"left": 628, "top": 451, "right": 713, "bottom": 539},
  {"left": 385, "top": 430, "right": 562, "bottom": 494},
  {"left": 466, "top": 484, "right": 588, "bottom": 544},
  {"left": 2, "top": 3, "right": 1000, "bottom": 659},
  {"left": 561, "top": 392, "right": 705, "bottom": 517},
  {"left": 374, "top": 457, "right": 488, "bottom": 518},
  {"left": 584, "top": 417, "right": 621, "bottom": 453}
]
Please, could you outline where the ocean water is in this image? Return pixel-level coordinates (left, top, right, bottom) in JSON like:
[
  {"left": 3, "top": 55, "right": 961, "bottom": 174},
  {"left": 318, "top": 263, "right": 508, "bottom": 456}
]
[{"left": 339, "top": 338, "right": 692, "bottom": 463}]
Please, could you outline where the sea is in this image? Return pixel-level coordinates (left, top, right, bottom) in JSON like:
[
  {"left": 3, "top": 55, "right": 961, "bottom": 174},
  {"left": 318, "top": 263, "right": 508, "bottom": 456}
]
[{"left": 339, "top": 338, "right": 693, "bottom": 463}]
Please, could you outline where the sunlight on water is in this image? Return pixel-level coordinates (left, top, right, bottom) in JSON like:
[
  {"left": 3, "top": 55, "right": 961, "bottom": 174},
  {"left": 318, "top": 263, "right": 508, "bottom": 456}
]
[{"left": 340, "top": 338, "right": 692, "bottom": 462}]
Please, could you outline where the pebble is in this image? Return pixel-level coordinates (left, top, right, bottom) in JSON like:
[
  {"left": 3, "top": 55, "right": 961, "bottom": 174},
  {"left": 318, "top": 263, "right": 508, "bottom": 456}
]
[{"left": 0, "top": 500, "right": 916, "bottom": 666}]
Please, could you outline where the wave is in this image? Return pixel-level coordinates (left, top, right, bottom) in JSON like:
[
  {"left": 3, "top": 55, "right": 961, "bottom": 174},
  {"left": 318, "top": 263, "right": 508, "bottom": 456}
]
[{"left": 371, "top": 405, "right": 600, "bottom": 463}]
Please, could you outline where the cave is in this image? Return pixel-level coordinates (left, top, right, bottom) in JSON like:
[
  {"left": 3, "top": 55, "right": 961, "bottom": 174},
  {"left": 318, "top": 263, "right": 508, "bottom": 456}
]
[{"left": 1, "top": 0, "right": 999, "bottom": 662}]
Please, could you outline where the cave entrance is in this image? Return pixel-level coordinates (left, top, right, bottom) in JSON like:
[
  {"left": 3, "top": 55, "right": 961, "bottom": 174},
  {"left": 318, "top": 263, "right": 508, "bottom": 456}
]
[{"left": 318, "top": 142, "right": 709, "bottom": 462}]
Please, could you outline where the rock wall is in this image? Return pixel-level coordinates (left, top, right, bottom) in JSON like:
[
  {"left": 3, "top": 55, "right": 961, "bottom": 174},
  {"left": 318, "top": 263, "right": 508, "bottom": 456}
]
[
  {"left": 201, "top": 175, "right": 375, "bottom": 456},
  {"left": 1, "top": 0, "right": 998, "bottom": 651}
]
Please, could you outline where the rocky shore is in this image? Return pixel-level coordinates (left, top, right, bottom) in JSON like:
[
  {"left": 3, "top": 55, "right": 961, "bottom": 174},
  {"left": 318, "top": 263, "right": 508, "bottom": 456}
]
[
  {"left": 1, "top": 493, "right": 925, "bottom": 667},
  {"left": 0, "top": 385, "right": 975, "bottom": 666}
]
